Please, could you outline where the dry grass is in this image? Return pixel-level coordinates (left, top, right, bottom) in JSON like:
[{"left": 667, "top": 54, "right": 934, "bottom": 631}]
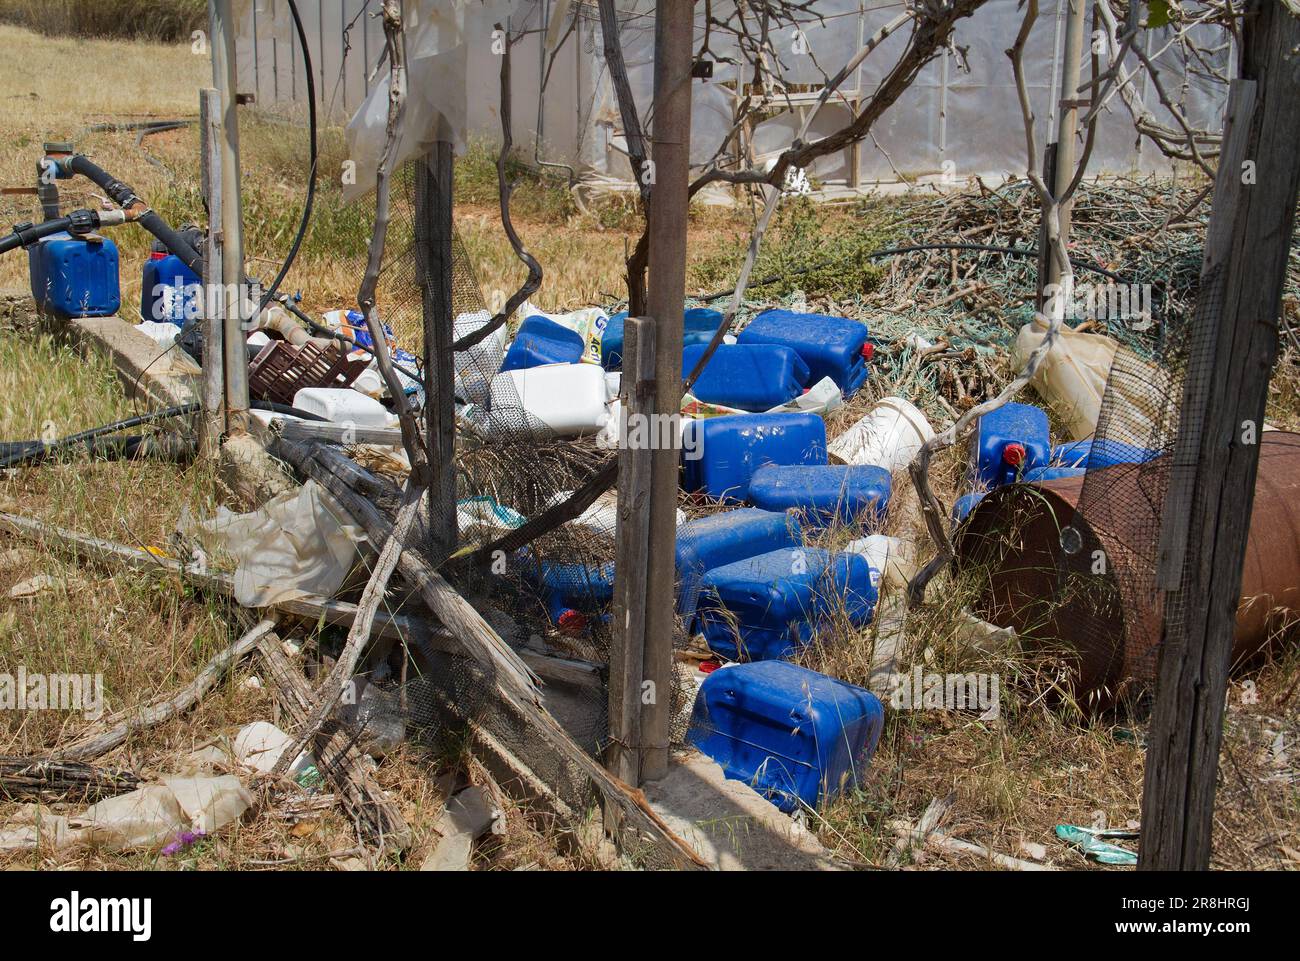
[
  {"left": 2, "top": 21, "right": 1298, "bottom": 872},
  {"left": 0, "top": 0, "right": 206, "bottom": 42}
]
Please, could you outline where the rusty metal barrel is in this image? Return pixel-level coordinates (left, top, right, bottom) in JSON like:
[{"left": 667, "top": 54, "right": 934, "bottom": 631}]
[{"left": 954, "top": 431, "right": 1300, "bottom": 703}]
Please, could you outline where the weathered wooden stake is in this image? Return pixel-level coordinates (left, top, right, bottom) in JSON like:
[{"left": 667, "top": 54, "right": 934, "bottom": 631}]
[
  {"left": 640, "top": 0, "right": 694, "bottom": 783},
  {"left": 199, "top": 87, "right": 225, "bottom": 455},
  {"left": 415, "top": 140, "right": 458, "bottom": 559},
  {"left": 1141, "top": 0, "right": 1300, "bottom": 871},
  {"left": 209, "top": 0, "right": 249, "bottom": 432},
  {"left": 1047, "top": 0, "right": 1087, "bottom": 292},
  {"left": 607, "top": 317, "right": 655, "bottom": 787}
]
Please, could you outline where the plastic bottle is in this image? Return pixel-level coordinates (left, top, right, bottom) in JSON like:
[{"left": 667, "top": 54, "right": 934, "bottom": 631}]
[
  {"left": 843, "top": 534, "right": 918, "bottom": 591},
  {"left": 766, "top": 376, "right": 843, "bottom": 414}
]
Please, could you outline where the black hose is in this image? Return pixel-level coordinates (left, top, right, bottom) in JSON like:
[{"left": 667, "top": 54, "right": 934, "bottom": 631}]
[
  {"left": 697, "top": 241, "right": 1130, "bottom": 302},
  {"left": 0, "top": 404, "right": 200, "bottom": 469},
  {"left": 255, "top": 0, "right": 317, "bottom": 316},
  {"left": 0, "top": 216, "right": 76, "bottom": 256},
  {"left": 252, "top": 400, "right": 330, "bottom": 423},
  {"left": 61, "top": 155, "right": 206, "bottom": 277},
  {"left": 0, "top": 400, "right": 332, "bottom": 470},
  {"left": 0, "top": 433, "right": 197, "bottom": 468}
]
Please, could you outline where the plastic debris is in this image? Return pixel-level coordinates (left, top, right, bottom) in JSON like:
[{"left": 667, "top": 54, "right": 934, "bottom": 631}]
[
  {"left": 1054, "top": 824, "right": 1139, "bottom": 865},
  {"left": 0, "top": 775, "right": 251, "bottom": 853},
  {"left": 179, "top": 480, "right": 367, "bottom": 608}
]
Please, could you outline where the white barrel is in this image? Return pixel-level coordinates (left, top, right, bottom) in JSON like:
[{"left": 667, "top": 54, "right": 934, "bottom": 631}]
[
  {"left": 844, "top": 534, "right": 918, "bottom": 592},
  {"left": 488, "top": 363, "right": 609, "bottom": 437},
  {"left": 828, "top": 395, "right": 935, "bottom": 472},
  {"left": 293, "top": 387, "right": 394, "bottom": 428}
]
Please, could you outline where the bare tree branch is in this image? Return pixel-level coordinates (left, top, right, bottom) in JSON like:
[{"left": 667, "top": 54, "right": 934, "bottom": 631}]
[{"left": 450, "top": 22, "right": 543, "bottom": 353}]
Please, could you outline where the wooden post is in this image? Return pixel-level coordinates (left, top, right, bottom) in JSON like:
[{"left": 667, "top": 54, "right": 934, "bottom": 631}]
[
  {"left": 641, "top": 0, "right": 694, "bottom": 782},
  {"left": 1140, "top": 0, "right": 1300, "bottom": 871},
  {"left": 1048, "top": 0, "right": 1086, "bottom": 291},
  {"left": 199, "top": 87, "right": 225, "bottom": 456},
  {"left": 416, "top": 140, "right": 457, "bottom": 558},
  {"left": 607, "top": 318, "right": 655, "bottom": 788},
  {"left": 209, "top": 0, "right": 250, "bottom": 433}
]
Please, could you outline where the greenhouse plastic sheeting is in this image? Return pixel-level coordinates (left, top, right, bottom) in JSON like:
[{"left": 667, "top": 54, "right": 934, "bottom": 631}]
[{"left": 237, "top": 0, "right": 1231, "bottom": 194}]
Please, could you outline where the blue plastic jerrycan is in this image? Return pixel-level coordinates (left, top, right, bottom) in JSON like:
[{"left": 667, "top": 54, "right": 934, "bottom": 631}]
[
  {"left": 1051, "top": 438, "right": 1159, "bottom": 470},
  {"left": 971, "top": 402, "right": 1051, "bottom": 488},
  {"left": 28, "top": 232, "right": 120, "bottom": 319},
  {"left": 952, "top": 492, "right": 986, "bottom": 524},
  {"left": 683, "top": 342, "right": 809, "bottom": 412},
  {"left": 141, "top": 251, "right": 202, "bottom": 325},
  {"left": 747, "top": 463, "right": 891, "bottom": 529},
  {"left": 501, "top": 314, "right": 586, "bottom": 371},
  {"left": 737, "top": 308, "right": 870, "bottom": 398},
  {"left": 696, "top": 546, "right": 877, "bottom": 662},
  {"left": 603, "top": 307, "right": 723, "bottom": 370},
  {"left": 682, "top": 412, "right": 827, "bottom": 502},
  {"left": 688, "top": 659, "right": 884, "bottom": 812},
  {"left": 1022, "top": 465, "right": 1087, "bottom": 483},
  {"left": 518, "top": 553, "right": 615, "bottom": 636}
]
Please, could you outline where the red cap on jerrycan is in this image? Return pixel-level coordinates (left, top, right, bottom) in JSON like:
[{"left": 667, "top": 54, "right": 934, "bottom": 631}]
[
  {"left": 1002, "top": 442, "right": 1027, "bottom": 467},
  {"left": 556, "top": 609, "right": 588, "bottom": 636}
]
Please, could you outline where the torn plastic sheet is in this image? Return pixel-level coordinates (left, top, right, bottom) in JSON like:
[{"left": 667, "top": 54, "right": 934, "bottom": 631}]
[
  {"left": 342, "top": 1, "right": 516, "bottom": 201},
  {"left": 179, "top": 480, "right": 368, "bottom": 608}
]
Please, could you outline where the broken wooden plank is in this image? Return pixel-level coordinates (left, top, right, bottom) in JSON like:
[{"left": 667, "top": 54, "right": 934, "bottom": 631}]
[
  {"left": 271, "top": 437, "right": 541, "bottom": 705},
  {"left": 270, "top": 479, "right": 425, "bottom": 779},
  {"left": 0, "top": 510, "right": 599, "bottom": 692},
  {"left": 272, "top": 440, "right": 708, "bottom": 869},
  {"left": 55, "top": 619, "right": 279, "bottom": 761},
  {"left": 887, "top": 819, "right": 1056, "bottom": 871},
  {"left": 256, "top": 633, "right": 411, "bottom": 851},
  {"left": 0, "top": 757, "right": 142, "bottom": 803}
]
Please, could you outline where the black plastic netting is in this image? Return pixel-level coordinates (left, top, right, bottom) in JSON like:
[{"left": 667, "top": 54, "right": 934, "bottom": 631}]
[
  {"left": 344, "top": 156, "right": 696, "bottom": 760},
  {"left": 1043, "top": 267, "right": 1208, "bottom": 706}
]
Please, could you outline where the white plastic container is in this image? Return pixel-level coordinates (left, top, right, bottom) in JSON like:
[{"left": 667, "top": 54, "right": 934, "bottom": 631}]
[
  {"left": 136, "top": 320, "right": 180, "bottom": 349},
  {"left": 844, "top": 534, "right": 918, "bottom": 592},
  {"left": 487, "top": 363, "right": 609, "bottom": 438},
  {"left": 293, "top": 387, "right": 393, "bottom": 428},
  {"left": 351, "top": 366, "right": 385, "bottom": 399},
  {"left": 828, "top": 395, "right": 935, "bottom": 472}
]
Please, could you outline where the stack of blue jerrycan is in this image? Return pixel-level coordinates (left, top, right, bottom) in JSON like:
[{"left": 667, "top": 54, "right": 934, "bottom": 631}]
[{"left": 737, "top": 308, "right": 870, "bottom": 398}]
